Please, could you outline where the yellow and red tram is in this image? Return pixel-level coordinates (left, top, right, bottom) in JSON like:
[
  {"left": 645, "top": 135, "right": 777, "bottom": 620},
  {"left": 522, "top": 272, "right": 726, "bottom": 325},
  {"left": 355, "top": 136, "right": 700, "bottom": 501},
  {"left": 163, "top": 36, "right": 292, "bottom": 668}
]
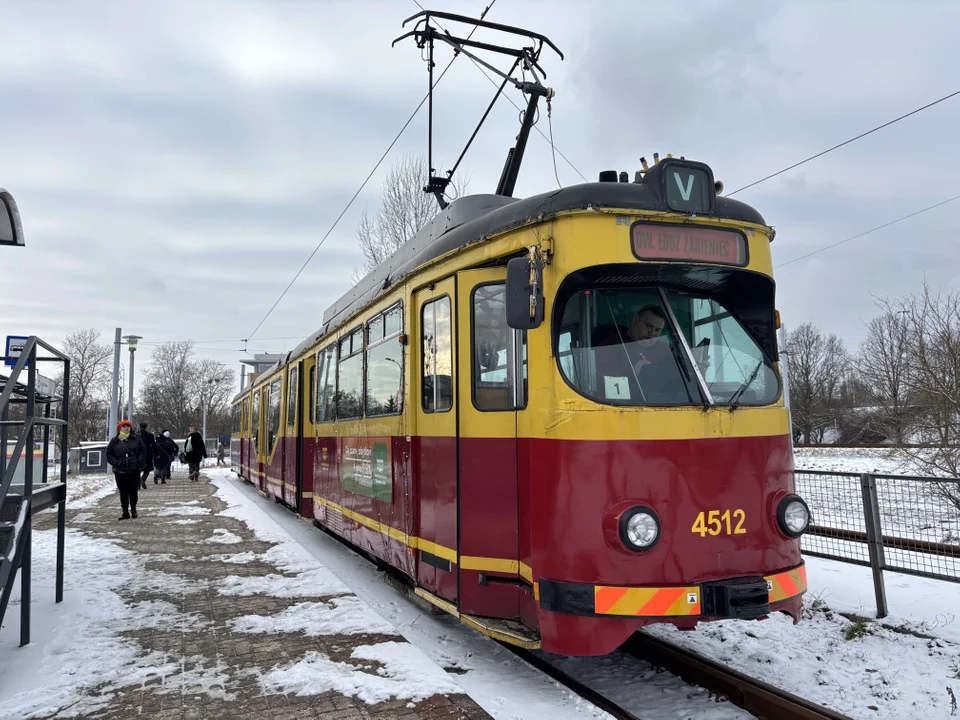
[{"left": 231, "top": 157, "right": 810, "bottom": 656}]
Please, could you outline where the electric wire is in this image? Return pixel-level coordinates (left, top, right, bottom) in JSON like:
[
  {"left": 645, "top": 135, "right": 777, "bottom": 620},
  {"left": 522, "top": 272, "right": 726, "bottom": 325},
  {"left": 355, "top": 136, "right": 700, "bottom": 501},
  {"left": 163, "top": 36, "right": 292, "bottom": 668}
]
[
  {"left": 729, "top": 89, "right": 960, "bottom": 196},
  {"left": 245, "top": 0, "right": 498, "bottom": 341},
  {"left": 775, "top": 194, "right": 960, "bottom": 268}
]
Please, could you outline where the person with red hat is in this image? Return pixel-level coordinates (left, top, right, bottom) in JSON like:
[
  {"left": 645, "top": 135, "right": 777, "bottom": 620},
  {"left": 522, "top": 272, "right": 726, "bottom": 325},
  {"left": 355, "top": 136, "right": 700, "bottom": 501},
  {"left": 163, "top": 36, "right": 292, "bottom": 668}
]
[{"left": 106, "top": 419, "right": 146, "bottom": 520}]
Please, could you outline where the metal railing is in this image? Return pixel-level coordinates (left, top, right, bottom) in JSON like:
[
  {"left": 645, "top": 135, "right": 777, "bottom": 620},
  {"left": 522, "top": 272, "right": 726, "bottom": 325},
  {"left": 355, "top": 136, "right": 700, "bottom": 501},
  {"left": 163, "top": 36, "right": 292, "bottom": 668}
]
[
  {"left": 794, "top": 469, "right": 960, "bottom": 618},
  {"left": 0, "top": 336, "right": 69, "bottom": 645}
]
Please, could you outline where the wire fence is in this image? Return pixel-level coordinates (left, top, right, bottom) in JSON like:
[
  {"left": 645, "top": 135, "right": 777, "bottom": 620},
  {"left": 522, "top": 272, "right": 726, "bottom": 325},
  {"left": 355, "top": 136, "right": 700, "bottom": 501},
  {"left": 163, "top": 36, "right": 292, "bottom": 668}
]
[{"left": 794, "top": 469, "right": 960, "bottom": 617}]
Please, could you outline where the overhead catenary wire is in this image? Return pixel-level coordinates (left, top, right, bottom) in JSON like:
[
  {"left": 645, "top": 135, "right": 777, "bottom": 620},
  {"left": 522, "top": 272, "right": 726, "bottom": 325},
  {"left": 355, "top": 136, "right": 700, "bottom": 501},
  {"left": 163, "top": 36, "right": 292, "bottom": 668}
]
[
  {"left": 245, "top": 0, "right": 499, "bottom": 342},
  {"left": 775, "top": 194, "right": 960, "bottom": 268},
  {"left": 729, "top": 89, "right": 960, "bottom": 196}
]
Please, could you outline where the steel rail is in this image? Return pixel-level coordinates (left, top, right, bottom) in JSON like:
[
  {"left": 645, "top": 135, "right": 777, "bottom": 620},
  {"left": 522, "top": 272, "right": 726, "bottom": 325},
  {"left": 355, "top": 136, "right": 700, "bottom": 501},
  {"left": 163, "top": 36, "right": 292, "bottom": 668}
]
[
  {"left": 498, "top": 644, "right": 643, "bottom": 720},
  {"left": 624, "top": 633, "right": 853, "bottom": 720}
]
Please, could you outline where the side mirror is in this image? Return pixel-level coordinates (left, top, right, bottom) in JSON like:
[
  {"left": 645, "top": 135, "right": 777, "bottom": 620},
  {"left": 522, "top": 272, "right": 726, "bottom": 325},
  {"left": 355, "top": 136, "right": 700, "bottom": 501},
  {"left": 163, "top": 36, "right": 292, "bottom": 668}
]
[
  {"left": 0, "top": 189, "right": 24, "bottom": 247},
  {"left": 505, "top": 256, "right": 544, "bottom": 330}
]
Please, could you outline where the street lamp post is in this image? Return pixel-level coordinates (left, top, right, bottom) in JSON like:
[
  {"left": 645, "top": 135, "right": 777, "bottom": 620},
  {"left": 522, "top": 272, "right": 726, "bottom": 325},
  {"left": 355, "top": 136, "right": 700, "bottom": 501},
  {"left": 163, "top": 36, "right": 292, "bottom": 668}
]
[{"left": 123, "top": 335, "right": 142, "bottom": 427}]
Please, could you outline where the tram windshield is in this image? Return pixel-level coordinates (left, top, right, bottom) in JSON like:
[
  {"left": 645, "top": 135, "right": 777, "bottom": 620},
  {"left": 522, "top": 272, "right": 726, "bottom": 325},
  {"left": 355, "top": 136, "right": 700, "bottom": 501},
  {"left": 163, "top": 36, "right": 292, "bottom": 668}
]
[{"left": 556, "top": 287, "right": 780, "bottom": 407}]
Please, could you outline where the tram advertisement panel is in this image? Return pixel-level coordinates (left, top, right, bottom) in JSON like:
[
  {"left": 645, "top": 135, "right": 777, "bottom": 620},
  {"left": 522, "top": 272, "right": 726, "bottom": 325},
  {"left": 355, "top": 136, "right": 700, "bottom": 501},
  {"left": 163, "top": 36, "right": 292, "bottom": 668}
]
[{"left": 341, "top": 437, "right": 393, "bottom": 502}]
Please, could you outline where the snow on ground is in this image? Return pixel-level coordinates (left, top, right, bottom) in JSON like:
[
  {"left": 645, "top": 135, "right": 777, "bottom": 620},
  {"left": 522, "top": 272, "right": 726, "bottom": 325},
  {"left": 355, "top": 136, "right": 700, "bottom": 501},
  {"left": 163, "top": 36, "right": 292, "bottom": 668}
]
[
  {"left": 205, "top": 528, "right": 243, "bottom": 544},
  {"left": 218, "top": 567, "right": 349, "bottom": 598},
  {"left": 0, "top": 529, "right": 217, "bottom": 718},
  {"left": 794, "top": 447, "right": 911, "bottom": 475},
  {"left": 63, "top": 472, "right": 116, "bottom": 509},
  {"left": 230, "top": 597, "right": 396, "bottom": 637},
  {"left": 261, "top": 641, "right": 465, "bottom": 705},
  {"left": 152, "top": 503, "right": 211, "bottom": 517},
  {"left": 645, "top": 591, "right": 960, "bottom": 720}
]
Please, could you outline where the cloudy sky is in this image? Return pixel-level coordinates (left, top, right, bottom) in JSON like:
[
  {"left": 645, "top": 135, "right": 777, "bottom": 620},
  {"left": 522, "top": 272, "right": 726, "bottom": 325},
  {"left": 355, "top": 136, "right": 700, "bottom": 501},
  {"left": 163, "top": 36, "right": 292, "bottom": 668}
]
[{"left": 2, "top": 0, "right": 959, "bottom": 393}]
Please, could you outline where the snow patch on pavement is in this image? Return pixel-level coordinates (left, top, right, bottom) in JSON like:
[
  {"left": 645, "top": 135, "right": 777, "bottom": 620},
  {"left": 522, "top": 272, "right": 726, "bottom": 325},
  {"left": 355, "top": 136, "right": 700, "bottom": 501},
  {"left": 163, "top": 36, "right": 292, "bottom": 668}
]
[
  {"left": 231, "top": 597, "right": 396, "bottom": 637},
  {"left": 152, "top": 504, "right": 211, "bottom": 517},
  {"left": 206, "top": 528, "right": 243, "bottom": 544},
  {"left": 218, "top": 568, "right": 348, "bottom": 598},
  {"left": 260, "top": 641, "right": 463, "bottom": 704}
]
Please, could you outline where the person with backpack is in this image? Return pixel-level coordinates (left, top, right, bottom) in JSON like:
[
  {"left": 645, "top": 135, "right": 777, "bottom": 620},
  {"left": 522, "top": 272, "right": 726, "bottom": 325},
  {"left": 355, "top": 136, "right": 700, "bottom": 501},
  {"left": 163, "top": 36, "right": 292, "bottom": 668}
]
[
  {"left": 106, "top": 420, "right": 146, "bottom": 520},
  {"left": 183, "top": 425, "right": 207, "bottom": 482},
  {"left": 138, "top": 422, "right": 158, "bottom": 489},
  {"left": 155, "top": 429, "right": 177, "bottom": 484}
]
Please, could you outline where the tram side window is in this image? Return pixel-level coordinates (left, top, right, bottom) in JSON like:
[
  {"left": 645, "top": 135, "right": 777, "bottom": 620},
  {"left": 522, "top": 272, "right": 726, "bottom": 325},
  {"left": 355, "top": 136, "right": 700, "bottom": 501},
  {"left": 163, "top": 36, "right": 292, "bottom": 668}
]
[
  {"left": 315, "top": 345, "right": 336, "bottom": 423},
  {"left": 268, "top": 379, "right": 282, "bottom": 452},
  {"left": 241, "top": 399, "right": 248, "bottom": 437},
  {"left": 337, "top": 328, "right": 364, "bottom": 419},
  {"left": 366, "top": 303, "right": 404, "bottom": 417},
  {"left": 422, "top": 296, "right": 453, "bottom": 413},
  {"left": 472, "top": 284, "right": 526, "bottom": 410},
  {"left": 287, "top": 366, "right": 299, "bottom": 427}
]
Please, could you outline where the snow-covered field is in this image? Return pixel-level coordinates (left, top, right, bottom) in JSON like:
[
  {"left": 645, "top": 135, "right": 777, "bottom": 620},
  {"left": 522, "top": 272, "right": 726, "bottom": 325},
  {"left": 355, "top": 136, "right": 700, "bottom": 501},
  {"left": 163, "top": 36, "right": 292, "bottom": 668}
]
[
  {"left": 3, "top": 456, "right": 959, "bottom": 719},
  {"left": 794, "top": 448, "right": 960, "bottom": 586}
]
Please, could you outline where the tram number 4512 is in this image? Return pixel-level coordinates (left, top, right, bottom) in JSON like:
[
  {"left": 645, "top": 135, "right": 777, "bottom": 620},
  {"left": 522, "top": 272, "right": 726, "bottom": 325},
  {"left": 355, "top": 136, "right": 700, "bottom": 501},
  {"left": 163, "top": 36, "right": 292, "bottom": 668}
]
[{"left": 691, "top": 509, "right": 746, "bottom": 537}]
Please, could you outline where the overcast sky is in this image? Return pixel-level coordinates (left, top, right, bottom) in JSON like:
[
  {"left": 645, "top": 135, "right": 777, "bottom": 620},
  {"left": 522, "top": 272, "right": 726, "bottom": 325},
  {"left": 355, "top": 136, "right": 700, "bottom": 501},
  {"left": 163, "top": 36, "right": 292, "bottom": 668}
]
[{"left": 2, "top": 0, "right": 959, "bottom": 393}]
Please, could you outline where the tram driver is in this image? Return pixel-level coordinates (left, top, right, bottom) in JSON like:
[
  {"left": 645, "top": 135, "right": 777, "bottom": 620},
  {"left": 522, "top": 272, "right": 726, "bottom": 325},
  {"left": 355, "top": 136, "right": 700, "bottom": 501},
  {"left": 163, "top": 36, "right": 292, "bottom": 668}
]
[{"left": 591, "top": 304, "right": 707, "bottom": 403}]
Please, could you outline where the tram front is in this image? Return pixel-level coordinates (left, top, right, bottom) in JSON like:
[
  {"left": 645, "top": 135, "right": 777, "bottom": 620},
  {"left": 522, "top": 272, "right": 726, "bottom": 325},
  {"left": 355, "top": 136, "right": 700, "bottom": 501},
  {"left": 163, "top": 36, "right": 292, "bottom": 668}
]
[{"left": 508, "top": 158, "right": 810, "bottom": 656}]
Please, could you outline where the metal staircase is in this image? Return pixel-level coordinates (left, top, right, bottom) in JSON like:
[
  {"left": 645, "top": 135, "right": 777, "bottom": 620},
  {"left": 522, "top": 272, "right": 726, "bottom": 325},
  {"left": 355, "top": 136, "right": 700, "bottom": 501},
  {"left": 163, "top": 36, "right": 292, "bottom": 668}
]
[{"left": 0, "top": 336, "right": 69, "bottom": 646}]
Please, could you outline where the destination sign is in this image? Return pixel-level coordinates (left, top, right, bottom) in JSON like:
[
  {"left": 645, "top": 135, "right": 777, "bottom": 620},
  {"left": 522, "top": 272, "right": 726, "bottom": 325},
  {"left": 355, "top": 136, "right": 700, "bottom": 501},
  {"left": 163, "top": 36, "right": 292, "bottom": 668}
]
[{"left": 630, "top": 223, "right": 747, "bottom": 266}]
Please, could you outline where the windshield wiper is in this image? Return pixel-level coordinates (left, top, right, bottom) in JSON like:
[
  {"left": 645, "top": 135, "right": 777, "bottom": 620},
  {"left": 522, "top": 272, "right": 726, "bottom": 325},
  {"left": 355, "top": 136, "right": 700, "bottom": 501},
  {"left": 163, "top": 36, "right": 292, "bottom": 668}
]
[{"left": 728, "top": 360, "right": 763, "bottom": 411}]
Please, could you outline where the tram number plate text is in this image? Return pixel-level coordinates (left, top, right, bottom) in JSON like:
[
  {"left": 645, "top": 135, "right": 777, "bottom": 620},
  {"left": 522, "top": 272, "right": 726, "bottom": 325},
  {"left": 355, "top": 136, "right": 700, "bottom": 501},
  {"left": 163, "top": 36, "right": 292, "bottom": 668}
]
[{"left": 691, "top": 509, "right": 746, "bottom": 537}]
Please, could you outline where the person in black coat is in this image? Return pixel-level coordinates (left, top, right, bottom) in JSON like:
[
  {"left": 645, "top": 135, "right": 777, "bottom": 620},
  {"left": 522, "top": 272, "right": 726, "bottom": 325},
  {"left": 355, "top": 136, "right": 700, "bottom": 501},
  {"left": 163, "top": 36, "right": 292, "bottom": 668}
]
[
  {"left": 155, "top": 429, "right": 177, "bottom": 484},
  {"left": 106, "top": 419, "right": 146, "bottom": 520},
  {"left": 183, "top": 425, "right": 207, "bottom": 482},
  {"left": 138, "top": 422, "right": 158, "bottom": 489}
]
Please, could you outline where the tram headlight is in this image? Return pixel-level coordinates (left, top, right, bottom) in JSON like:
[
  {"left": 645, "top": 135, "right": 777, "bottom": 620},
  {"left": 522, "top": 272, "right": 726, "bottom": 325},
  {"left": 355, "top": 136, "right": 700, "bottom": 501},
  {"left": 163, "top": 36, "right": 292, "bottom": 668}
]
[
  {"left": 777, "top": 495, "right": 810, "bottom": 538},
  {"left": 619, "top": 507, "right": 660, "bottom": 552}
]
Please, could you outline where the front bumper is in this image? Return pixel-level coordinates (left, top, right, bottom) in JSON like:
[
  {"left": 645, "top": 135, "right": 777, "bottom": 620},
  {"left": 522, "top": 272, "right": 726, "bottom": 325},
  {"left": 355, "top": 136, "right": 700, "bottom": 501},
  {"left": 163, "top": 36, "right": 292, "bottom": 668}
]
[{"left": 538, "top": 563, "right": 806, "bottom": 619}]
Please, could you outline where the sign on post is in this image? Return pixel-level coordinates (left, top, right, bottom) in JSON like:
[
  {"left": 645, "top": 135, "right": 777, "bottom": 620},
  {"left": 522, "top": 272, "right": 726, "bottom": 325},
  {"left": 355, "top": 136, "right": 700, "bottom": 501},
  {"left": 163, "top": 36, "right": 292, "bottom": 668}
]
[
  {"left": 4, "top": 335, "right": 30, "bottom": 368},
  {"left": 36, "top": 374, "right": 56, "bottom": 397}
]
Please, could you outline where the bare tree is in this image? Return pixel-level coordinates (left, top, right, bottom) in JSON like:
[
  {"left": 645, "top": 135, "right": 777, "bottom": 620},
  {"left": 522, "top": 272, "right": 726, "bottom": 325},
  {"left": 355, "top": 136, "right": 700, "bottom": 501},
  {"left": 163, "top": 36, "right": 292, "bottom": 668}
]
[
  {"left": 355, "top": 153, "right": 470, "bottom": 277},
  {"left": 857, "top": 298, "right": 915, "bottom": 443},
  {"left": 898, "top": 284, "right": 960, "bottom": 508},
  {"left": 786, "top": 323, "right": 849, "bottom": 443},
  {"left": 138, "top": 343, "right": 236, "bottom": 439},
  {"left": 56, "top": 329, "right": 114, "bottom": 446}
]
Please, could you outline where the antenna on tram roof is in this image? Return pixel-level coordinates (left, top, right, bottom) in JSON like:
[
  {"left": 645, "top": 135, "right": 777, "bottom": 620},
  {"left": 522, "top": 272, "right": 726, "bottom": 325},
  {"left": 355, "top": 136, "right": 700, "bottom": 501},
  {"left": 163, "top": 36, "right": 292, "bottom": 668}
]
[{"left": 393, "top": 10, "right": 564, "bottom": 209}]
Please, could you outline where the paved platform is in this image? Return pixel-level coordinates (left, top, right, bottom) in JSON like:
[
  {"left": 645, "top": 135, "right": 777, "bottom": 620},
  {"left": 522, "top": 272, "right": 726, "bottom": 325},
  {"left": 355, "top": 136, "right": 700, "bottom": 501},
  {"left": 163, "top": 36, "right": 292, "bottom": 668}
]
[{"left": 28, "top": 469, "right": 490, "bottom": 719}]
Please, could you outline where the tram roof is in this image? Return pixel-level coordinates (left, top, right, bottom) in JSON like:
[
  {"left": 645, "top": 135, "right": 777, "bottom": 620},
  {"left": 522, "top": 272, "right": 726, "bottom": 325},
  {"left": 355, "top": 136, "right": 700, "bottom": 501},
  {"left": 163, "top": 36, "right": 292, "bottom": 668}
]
[{"left": 243, "top": 179, "right": 766, "bottom": 392}]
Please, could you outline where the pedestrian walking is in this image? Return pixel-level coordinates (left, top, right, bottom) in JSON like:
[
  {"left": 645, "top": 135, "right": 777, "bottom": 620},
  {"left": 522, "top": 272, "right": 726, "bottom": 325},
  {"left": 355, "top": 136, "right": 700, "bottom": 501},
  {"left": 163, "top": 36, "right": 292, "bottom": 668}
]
[
  {"left": 216, "top": 442, "right": 226, "bottom": 466},
  {"left": 183, "top": 425, "right": 207, "bottom": 482},
  {"left": 155, "top": 429, "right": 177, "bottom": 483},
  {"left": 106, "top": 419, "right": 146, "bottom": 520},
  {"left": 139, "top": 422, "right": 158, "bottom": 489}
]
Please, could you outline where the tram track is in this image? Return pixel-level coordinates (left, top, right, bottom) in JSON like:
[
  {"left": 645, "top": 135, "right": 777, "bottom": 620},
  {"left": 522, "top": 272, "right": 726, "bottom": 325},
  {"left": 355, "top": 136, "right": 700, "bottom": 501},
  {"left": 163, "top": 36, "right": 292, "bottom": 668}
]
[
  {"left": 498, "top": 643, "right": 642, "bottom": 720},
  {"left": 622, "top": 633, "right": 853, "bottom": 720},
  {"left": 501, "top": 632, "right": 853, "bottom": 720}
]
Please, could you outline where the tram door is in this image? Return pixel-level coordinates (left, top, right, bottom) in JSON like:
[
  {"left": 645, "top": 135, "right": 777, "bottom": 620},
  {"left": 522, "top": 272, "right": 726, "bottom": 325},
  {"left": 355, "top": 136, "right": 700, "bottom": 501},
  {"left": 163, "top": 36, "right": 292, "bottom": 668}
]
[
  {"left": 414, "top": 277, "right": 459, "bottom": 603},
  {"left": 282, "top": 363, "right": 300, "bottom": 508},
  {"left": 252, "top": 387, "right": 264, "bottom": 491},
  {"left": 456, "top": 268, "right": 523, "bottom": 619}
]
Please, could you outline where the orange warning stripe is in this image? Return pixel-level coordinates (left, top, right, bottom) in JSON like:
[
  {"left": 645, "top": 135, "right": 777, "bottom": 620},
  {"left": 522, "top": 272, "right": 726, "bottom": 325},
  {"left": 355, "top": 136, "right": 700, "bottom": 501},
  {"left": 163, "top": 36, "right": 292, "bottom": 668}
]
[
  {"left": 594, "top": 585, "right": 701, "bottom": 616},
  {"left": 765, "top": 564, "right": 807, "bottom": 604},
  {"left": 592, "top": 563, "right": 806, "bottom": 617}
]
